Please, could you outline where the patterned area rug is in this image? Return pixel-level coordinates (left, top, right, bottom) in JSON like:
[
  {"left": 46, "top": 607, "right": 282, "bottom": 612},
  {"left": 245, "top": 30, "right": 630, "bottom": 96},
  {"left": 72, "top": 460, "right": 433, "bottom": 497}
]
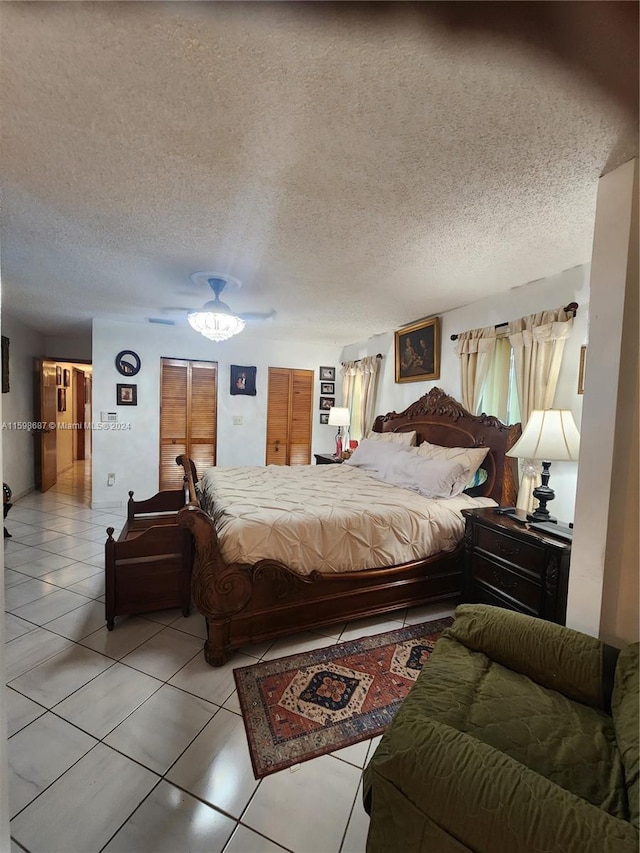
[{"left": 234, "top": 617, "right": 453, "bottom": 778}]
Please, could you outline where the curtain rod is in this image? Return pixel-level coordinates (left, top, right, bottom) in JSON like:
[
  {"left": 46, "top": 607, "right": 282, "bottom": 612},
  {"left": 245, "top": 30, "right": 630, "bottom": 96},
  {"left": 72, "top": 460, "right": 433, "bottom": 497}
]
[
  {"left": 342, "top": 354, "right": 383, "bottom": 364},
  {"left": 449, "top": 302, "right": 578, "bottom": 341}
]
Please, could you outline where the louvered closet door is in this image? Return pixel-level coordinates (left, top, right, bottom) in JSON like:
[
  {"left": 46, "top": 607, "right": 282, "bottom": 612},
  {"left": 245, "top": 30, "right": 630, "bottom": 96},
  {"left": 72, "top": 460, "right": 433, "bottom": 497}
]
[
  {"left": 266, "top": 368, "right": 291, "bottom": 465},
  {"left": 159, "top": 358, "right": 217, "bottom": 489},
  {"left": 289, "top": 369, "right": 313, "bottom": 464},
  {"left": 266, "top": 367, "right": 313, "bottom": 465},
  {"left": 189, "top": 361, "right": 218, "bottom": 474}
]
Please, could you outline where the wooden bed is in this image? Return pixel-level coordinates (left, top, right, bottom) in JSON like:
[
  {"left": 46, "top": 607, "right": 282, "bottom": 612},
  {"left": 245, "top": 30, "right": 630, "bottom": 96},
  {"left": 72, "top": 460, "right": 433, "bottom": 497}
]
[{"left": 177, "top": 388, "right": 521, "bottom": 666}]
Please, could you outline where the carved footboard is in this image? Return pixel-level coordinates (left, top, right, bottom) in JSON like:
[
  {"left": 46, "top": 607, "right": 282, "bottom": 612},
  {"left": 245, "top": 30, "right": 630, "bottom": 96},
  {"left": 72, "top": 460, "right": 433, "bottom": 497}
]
[{"left": 177, "top": 502, "right": 463, "bottom": 666}]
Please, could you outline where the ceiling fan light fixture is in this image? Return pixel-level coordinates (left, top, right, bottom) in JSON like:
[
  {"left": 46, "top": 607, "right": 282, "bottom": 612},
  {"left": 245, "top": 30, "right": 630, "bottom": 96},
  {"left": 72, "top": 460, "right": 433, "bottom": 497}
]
[
  {"left": 187, "top": 276, "right": 246, "bottom": 342},
  {"left": 187, "top": 308, "right": 245, "bottom": 342}
]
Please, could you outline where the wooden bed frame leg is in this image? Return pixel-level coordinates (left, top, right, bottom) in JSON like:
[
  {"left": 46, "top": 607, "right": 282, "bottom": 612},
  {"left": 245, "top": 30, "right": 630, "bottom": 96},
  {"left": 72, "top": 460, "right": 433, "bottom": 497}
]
[{"left": 204, "top": 619, "right": 232, "bottom": 667}]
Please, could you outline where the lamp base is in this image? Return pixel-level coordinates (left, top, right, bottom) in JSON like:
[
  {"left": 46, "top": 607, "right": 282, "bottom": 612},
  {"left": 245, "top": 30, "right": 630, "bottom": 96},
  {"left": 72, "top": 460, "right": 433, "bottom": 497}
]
[
  {"left": 527, "top": 509, "right": 557, "bottom": 523},
  {"left": 528, "top": 461, "right": 556, "bottom": 523}
]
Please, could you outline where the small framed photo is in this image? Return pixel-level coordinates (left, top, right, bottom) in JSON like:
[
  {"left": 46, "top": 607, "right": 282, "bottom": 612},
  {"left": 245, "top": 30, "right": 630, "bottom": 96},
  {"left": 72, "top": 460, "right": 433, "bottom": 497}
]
[
  {"left": 57, "top": 387, "right": 66, "bottom": 412},
  {"left": 230, "top": 364, "right": 257, "bottom": 396},
  {"left": 320, "top": 382, "right": 334, "bottom": 395},
  {"left": 319, "top": 412, "right": 329, "bottom": 424},
  {"left": 63, "top": 368, "right": 71, "bottom": 387},
  {"left": 319, "top": 396, "right": 334, "bottom": 410},
  {"left": 319, "top": 366, "right": 335, "bottom": 381},
  {"left": 56, "top": 366, "right": 62, "bottom": 385},
  {"left": 577, "top": 345, "right": 587, "bottom": 394},
  {"left": 117, "top": 383, "right": 137, "bottom": 406}
]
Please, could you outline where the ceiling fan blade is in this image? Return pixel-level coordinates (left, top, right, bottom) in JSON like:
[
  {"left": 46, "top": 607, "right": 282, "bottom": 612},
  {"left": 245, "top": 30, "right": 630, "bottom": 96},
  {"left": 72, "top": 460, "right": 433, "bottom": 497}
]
[{"left": 237, "top": 310, "right": 276, "bottom": 322}]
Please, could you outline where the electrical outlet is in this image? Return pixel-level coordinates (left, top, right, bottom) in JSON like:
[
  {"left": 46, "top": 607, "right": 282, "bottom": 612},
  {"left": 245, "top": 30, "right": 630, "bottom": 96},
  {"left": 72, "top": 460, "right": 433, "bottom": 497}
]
[
  {"left": 107, "top": 473, "right": 116, "bottom": 486},
  {"left": 233, "top": 415, "right": 243, "bottom": 426}
]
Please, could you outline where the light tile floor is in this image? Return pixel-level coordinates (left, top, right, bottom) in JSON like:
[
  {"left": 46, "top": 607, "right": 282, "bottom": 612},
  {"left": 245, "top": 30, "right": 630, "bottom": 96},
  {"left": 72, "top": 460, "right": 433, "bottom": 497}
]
[{"left": 5, "top": 461, "right": 454, "bottom": 853}]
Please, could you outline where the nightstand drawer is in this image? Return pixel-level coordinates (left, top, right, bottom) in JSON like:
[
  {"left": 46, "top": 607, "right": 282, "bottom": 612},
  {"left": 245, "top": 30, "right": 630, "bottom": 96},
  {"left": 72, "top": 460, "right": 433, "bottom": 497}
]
[
  {"left": 476, "top": 525, "right": 544, "bottom": 576},
  {"left": 472, "top": 554, "right": 542, "bottom": 613}
]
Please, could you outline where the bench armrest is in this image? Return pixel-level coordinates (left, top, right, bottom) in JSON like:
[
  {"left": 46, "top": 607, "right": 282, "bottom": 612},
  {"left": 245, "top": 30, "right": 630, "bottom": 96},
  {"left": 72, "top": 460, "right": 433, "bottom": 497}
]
[{"left": 444, "top": 604, "right": 618, "bottom": 710}]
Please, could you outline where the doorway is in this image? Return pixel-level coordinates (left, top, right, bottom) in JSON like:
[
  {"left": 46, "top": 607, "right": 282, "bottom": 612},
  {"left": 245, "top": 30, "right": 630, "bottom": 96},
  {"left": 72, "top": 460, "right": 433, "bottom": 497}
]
[{"left": 34, "top": 358, "right": 92, "bottom": 492}]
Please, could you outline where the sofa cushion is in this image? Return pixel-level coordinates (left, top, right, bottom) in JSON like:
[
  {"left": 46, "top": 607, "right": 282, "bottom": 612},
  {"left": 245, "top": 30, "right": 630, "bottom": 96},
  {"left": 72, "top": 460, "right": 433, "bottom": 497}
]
[
  {"left": 388, "top": 635, "right": 628, "bottom": 821},
  {"left": 612, "top": 642, "right": 640, "bottom": 831}
]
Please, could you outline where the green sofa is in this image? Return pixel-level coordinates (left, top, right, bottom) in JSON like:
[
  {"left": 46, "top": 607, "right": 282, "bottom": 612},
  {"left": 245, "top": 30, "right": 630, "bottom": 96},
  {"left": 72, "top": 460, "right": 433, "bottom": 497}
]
[{"left": 363, "top": 604, "right": 639, "bottom": 853}]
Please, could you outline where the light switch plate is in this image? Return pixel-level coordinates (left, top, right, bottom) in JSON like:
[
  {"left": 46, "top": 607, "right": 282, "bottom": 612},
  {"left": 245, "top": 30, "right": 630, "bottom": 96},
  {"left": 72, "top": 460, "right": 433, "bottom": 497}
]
[{"left": 233, "top": 415, "right": 243, "bottom": 426}]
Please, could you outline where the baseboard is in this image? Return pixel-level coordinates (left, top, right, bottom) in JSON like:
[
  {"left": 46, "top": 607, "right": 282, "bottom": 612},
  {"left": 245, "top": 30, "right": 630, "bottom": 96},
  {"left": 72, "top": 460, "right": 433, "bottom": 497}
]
[
  {"left": 10, "top": 486, "right": 35, "bottom": 503},
  {"left": 91, "top": 501, "right": 124, "bottom": 510}
]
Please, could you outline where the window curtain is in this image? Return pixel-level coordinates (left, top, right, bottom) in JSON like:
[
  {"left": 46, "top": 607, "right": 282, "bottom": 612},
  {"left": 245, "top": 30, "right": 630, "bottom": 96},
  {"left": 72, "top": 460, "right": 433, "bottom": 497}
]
[
  {"left": 455, "top": 327, "right": 497, "bottom": 413},
  {"left": 508, "top": 306, "right": 574, "bottom": 512},
  {"left": 357, "top": 355, "right": 381, "bottom": 437},
  {"left": 341, "top": 356, "right": 381, "bottom": 441},
  {"left": 479, "top": 336, "right": 513, "bottom": 422}
]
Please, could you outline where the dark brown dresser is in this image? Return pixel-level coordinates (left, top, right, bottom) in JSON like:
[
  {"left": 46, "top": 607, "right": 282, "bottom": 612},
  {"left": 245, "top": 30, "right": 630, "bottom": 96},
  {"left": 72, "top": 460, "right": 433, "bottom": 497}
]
[{"left": 461, "top": 507, "right": 571, "bottom": 625}]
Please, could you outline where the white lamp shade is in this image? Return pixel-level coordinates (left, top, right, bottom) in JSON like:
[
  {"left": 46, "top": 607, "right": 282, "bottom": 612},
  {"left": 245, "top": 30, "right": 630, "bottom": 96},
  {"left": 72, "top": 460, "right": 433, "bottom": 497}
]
[
  {"left": 328, "top": 406, "right": 350, "bottom": 427},
  {"left": 506, "top": 409, "right": 580, "bottom": 461}
]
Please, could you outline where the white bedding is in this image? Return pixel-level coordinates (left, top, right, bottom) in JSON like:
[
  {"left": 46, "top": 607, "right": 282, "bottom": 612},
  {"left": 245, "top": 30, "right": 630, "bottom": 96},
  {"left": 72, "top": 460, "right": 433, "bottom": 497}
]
[{"left": 199, "top": 464, "right": 495, "bottom": 575}]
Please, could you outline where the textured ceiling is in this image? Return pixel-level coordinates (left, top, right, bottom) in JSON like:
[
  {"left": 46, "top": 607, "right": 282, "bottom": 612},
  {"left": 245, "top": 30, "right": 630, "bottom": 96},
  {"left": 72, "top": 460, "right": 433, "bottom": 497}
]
[{"left": 1, "top": 2, "right": 637, "bottom": 344}]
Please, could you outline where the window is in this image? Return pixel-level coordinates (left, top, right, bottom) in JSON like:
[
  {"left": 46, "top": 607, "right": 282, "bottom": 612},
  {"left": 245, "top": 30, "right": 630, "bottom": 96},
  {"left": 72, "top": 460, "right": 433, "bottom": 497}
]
[{"left": 478, "top": 337, "right": 520, "bottom": 424}]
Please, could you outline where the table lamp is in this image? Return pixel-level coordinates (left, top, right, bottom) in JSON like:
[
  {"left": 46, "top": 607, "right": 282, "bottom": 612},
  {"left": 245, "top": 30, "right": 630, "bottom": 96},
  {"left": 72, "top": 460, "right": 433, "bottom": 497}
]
[
  {"left": 506, "top": 409, "right": 580, "bottom": 522},
  {"left": 328, "top": 406, "right": 350, "bottom": 458}
]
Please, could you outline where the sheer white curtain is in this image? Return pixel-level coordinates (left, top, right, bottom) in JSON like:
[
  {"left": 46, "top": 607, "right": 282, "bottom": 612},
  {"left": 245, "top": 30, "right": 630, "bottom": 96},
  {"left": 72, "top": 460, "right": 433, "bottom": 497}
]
[
  {"left": 341, "top": 356, "right": 381, "bottom": 441},
  {"left": 455, "top": 326, "right": 497, "bottom": 413},
  {"left": 508, "top": 306, "right": 574, "bottom": 511},
  {"left": 358, "top": 355, "right": 381, "bottom": 437},
  {"left": 478, "top": 336, "right": 514, "bottom": 422}
]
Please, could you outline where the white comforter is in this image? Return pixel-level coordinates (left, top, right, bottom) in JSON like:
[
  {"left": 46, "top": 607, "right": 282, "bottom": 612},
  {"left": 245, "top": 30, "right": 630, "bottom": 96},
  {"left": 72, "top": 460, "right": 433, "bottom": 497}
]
[{"left": 199, "top": 464, "right": 495, "bottom": 575}]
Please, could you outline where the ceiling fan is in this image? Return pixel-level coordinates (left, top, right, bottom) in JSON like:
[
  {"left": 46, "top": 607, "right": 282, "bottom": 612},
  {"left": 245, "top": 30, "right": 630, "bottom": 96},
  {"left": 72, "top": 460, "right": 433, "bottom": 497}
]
[{"left": 159, "top": 274, "right": 275, "bottom": 342}]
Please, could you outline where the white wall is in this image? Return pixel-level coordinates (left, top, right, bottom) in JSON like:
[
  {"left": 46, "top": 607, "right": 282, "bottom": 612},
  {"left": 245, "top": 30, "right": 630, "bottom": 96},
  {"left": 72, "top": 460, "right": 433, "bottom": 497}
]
[
  {"left": 0, "top": 314, "right": 44, "bottom": 498},
  {"left": 91, "top": 320, "right": 342, "bottom": 507},
  {"left": 43, "top": 334, "right": 92, "bottom": 362},
  {"left": 569, "top": 158, "right": 638, "bottom": 640},
  {"left": 341, "top": 264, "right": 590, "bottom": 523}
]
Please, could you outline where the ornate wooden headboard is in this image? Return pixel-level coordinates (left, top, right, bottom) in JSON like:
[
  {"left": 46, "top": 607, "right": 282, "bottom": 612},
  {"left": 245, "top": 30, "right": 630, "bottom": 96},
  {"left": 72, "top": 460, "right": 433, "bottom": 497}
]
[{"left": 371, "top": 387, "right": 521, "bottom": 506}]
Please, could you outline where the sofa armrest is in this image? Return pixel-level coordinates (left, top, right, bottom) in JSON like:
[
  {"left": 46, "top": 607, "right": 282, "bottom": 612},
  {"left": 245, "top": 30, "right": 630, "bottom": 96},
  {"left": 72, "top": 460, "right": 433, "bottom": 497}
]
[
  {"left": 444, "top": 604, "right": 618, "bottom": 710},
  {"left": 364, "top": 716, "right": 637, "bottom": 853}
]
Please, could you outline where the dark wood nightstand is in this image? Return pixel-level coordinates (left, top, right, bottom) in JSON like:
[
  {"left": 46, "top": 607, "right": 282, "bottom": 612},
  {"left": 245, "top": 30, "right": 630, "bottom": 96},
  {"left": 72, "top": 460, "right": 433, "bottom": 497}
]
[
  {"left": 314, "top": 453, "right": 343, "bottom": 465},
  {"left": 461, "top": 508, "right": 570, "bottom": 624}
]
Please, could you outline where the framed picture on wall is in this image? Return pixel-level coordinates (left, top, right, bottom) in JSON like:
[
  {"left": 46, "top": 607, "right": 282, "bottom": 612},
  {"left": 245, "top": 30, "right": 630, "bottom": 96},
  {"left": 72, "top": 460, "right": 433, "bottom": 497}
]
[
  {"left": 319, "top": 396, "right": 334, "bottom": 410},
  {"left": 320, "top": 382, "right": 334, "bottom": 395},
  {"left": 57, "top": 388, "right": 66, "bottom": 412},
  {"left": 56, "top": 366, "right": 62, "bottom": 386},
  {"left": 63, "top": 368, "right": 71, "bottom": 387},
  {"left": 577, "top": 345, "right": 587, "bottom": 394},
  {"left": 230, "top": 365, "right": 257, "bottom": 396},
  {"left": 395, "top": 316, "right": 441, "bottom": 383},
  {"left": 117, "top": 383, "right": 137, "bottom": 406},
  {"left": 319, "top": 412, "right": 329, "bottom": 424},
  {"left": 319, "top": 366, "right": 335, "bottom": 381},
  {"left": 1, "top": 336, "right": 9, "bottom": 394}
]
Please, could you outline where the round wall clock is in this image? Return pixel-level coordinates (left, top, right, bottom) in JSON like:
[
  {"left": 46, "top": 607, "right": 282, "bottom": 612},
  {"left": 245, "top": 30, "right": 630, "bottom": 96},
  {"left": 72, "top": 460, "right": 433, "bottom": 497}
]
[{"left": 115, "top": 350, "right": 141, "bottom": 377}]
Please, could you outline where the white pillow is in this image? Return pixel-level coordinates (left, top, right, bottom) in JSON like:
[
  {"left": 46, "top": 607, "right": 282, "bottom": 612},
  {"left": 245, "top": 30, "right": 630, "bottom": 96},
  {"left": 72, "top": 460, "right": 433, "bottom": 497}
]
[
  {"left": 416, "top": 441, "right": 489, "bottom": 496},
  {"left": 372, "top": 451, "right": 467, "bottom": 499},
  {"left": 366, "top": 430, "right": 417, "bottom": 447},
  {"left": 343, "top": 438, "right": 411, "bottom": 472}
]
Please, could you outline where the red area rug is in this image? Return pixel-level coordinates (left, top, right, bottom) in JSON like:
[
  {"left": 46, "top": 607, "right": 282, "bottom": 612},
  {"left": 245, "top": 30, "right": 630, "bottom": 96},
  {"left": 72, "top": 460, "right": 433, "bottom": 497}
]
[{"left": 233, "top": 617, "right": 453, "bottom": 778}]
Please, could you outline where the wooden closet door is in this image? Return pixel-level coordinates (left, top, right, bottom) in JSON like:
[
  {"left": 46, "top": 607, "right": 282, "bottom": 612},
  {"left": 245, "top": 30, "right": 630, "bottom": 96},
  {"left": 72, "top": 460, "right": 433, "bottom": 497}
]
[
  {"left": 289, "top": 369, "right": 313, "bottom": 464},
  {"left": 266, "top": 367, "right": 313, "bottom": 465},
  {"left": 190, "top": 361, "right": 218, "bottom": 475},
  {"left": 266, "top": 368, "right": 291, "bottom": 465},
  {"left": 159, "top": 358, "right": 217, "bottom": 489},
  {"left": 160, "top": 359, "right": 188, "bottom": 490}
]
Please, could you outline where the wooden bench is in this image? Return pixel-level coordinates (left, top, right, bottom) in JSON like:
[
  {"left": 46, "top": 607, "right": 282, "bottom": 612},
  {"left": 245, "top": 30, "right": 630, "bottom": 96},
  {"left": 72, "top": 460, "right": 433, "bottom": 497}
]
[{"left": 105, "top": 485, "right": 194, "bottom": 630}]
